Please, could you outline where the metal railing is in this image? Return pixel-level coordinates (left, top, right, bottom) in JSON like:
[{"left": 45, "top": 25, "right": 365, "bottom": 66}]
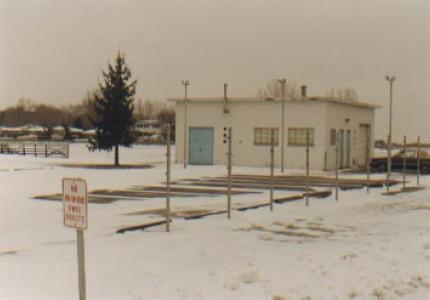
[{"left": 0, "top": 142, "right": 69, "bottom": 158}]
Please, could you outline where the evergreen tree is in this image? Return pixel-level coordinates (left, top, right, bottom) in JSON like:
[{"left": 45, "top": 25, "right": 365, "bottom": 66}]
[{"left": 90, "top": 52, "right": 137, "bottom": 166}]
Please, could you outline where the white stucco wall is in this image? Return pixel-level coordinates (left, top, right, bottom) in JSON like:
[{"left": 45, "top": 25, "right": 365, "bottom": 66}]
[
  {"left": 174, "top": 98, "right": 376, "bottom": 170},
  {"left": 324, "top": 103, "right": 375, "bottom": 170}
]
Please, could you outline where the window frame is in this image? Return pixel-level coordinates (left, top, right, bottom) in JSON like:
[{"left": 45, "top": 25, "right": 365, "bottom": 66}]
[
  {"left": 288, "top": 127, "right": 315, "bottom": 147},
  {"left": 253, "top": 127, "right": 279, "bottom": 146},
  {"left": 330, "top": 129, "right": 336, "bottom": 146}
]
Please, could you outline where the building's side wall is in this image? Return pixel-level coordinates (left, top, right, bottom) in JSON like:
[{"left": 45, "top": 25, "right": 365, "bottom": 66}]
[
  {"left": 281, "top": 101, "right": 327, "bottom": 170},
  {"left": 324, "top": 103, "right": 375, "bottom": 170},
  {"left": 175, "top": 100, "right": 328, "bottom": 170}
]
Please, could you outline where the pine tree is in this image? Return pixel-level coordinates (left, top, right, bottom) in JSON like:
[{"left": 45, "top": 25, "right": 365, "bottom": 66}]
[{"left": 90, "top": 52, "right": 137, "bottom": 166}]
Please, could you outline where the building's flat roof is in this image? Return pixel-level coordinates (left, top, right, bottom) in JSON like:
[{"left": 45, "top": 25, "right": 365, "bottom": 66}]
[{"left": 168, "top": 96, "right": 380, "bottom": 109}]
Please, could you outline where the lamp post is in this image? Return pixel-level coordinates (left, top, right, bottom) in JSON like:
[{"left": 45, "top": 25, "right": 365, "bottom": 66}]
[
  {"left": 385, "top": 75, "right": 395, "bottom": 191},
  {"left": 277, "top": 79, "right": 286, "bottom": 173},
  {"left": 181, "top": 80, "right": 190, "bottom": 169}
]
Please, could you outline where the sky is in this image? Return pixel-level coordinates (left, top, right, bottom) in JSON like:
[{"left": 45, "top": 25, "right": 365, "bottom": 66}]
[{"left": 0, "top": 0, "right": 429, "bottom": 139}]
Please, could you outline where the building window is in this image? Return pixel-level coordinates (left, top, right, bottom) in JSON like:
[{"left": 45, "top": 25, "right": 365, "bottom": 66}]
[
  {"left": 254, "top": 127, "right": 279, "bottom": 146},
  {"left": 288, "top": 128, "right": 314, "bottom": 146},
  {"left": 330, "top": 129, "right": 336, "bottom": 146}
]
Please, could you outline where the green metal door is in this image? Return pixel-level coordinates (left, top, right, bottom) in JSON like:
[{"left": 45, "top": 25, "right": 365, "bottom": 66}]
[
  {"left": 345, "top": 130, "right": 351, "bottom": 168},
  {"left": 339, "top": 130, "right": 344, "bottom": 169},
  {"left": 189, "top": 127, "right": 214, "bottom": 165}
]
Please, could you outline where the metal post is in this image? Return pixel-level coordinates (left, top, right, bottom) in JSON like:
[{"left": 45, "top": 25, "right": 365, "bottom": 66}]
[
  {"left": 76, "top": 230, "right": 86, "bottom": 300},
  {"left": 269, "top": 129, "right": 275, "bottom": 211},
  {"left": 277, "top": 79, "right": 286, "bottom": 173},
  {"left": 335, "top": 132, "right": 339, "bottom": 201},
  {"left": 166, "top": 124, "right": 171, "bottom": 232},
  {"left": 45, "top": 144, "right": 48, "bottom": 157},
  {"left": 23, "top": 143, "right": 25, "bottom": 156},
  {"left": 386, "top": 134, "right": 390, "bottom": 191},
  {"left": 385, "top": 76, "right": 395, "bottom": 191},
  {"left": 366, "top": 128, "right": 370, "bottom": 194},
  {"left": 417, "top": 136, "right": 421, "bottom": 186},
  {"left": 403, "top": 135, "right": 406, "bottom": 191},
  {"left": 227, "top": 127, "right": 232, "bottom": 219},
  {"left": 305, "top": 131, "right": 310, "bottom": 206},
  {"left": 182, "top": 80, "right": 189, "bottom": 169}
]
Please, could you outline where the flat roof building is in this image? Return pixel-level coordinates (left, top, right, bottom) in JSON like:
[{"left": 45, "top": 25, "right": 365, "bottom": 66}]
[{"left": 169, "top": 93, "right": 379, "bottom": 170}]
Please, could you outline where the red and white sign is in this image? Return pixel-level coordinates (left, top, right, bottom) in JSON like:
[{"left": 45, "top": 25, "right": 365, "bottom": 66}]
[{"left": 62, "top": 178, "right": 88, "bottom": 230}]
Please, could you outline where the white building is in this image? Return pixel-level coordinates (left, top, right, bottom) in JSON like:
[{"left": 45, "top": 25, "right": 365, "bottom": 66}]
[{"left": 169, "top": 92, "right": 379, "bottom": 170}]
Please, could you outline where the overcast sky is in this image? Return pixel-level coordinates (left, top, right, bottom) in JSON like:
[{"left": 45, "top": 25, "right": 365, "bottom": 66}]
[{"left": 0, "top": 0, "right": 429, "bottom": 139}]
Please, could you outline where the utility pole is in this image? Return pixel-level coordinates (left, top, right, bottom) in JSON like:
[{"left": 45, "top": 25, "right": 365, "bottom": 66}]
[
  {"left": 277, "top": 79, "right": 286, "bottom": 173},
  {"left": 385, "top": 75, "right": 395, "bottom": 191},
  {"left": 166, "top": 124, "right": 171, "bottom": 232},
  {"left": 181, "top": 80, "right": 190, "bottom": 169}
]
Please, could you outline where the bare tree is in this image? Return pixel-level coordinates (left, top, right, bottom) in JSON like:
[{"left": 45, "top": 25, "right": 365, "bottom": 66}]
[
  {"left": 143, "top": 99, "right": 162, "bottom": 120},
  {"left": 157, "top": 104, "right": 175, "bottom": 142},
  {"left": 34, "top": 104, "right": 64, "bottom": 137},
  {"left": 133, "top": 99, "right": 167, "bottom": 121},
  {"left": 257, "top": 79, "right": 299, "bottom": 99},
  {"left": 337, "top": 87, "right": 359, "bottom": 102},
  {"left": 0, "top": 98, "right": 36, "bottom": 126},
  {"left": 326, "top": 87, "right": 359, "bottom": 102},
  {"left": 134, "top": 98, "right": 145, "bottom": 120}
]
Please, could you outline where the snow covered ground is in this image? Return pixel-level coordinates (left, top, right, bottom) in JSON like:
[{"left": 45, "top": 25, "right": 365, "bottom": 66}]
[{"left": 1, "top": 144, "right": 430, "bottom": 300}]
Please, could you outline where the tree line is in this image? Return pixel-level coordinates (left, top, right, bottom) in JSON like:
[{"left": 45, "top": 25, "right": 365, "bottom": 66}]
[{"left": 0, "top": 94, "right": 174, "bottom": 136}]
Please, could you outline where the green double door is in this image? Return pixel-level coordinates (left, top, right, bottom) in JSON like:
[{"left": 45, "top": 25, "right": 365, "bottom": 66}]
[{"left": 189, "top": 127, "right": 214, "bottom": 165}]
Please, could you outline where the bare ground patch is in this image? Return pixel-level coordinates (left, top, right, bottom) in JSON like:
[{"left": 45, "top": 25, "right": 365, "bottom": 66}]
[
  {"left": 239, "top": 220, "right": 356, "bottom": 242},
  {"left": 369, "top": 200, "right": 430, "bottom": 214},
  {"left": 125, "top": 208, "right": 214, "bottom": 218},
  {"left": 55, "top": 163, "right": 153, "bottom": 169},
  {"left": 368, "top": 275, "right": 430, "bottom": 299},
  {"left": 238, "top": 224, "right": 320, "bottom": 239},
  {"left": 0, "top": 250, "right": 18, "bottom": 256}
]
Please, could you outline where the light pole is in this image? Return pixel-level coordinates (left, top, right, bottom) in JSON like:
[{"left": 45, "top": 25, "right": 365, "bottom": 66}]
[
  {"left": 277, "top": 79, "right": 286, "bottom": 173},
  {"left": 385, "top": 75, "right": 395, "bottom": 191},
  {"left": 181, "top": 80, "right": 190, "bottom": 169}
]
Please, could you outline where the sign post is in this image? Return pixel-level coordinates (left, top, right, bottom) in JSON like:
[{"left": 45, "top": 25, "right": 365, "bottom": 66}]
[{"left": 62, "top": 178, "right": 88, "bottom": 300}]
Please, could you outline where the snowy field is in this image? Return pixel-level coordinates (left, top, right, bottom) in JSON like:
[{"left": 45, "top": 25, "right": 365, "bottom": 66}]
[{"left": 1, "top": 144, "right": 430, "bottom": 300}]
